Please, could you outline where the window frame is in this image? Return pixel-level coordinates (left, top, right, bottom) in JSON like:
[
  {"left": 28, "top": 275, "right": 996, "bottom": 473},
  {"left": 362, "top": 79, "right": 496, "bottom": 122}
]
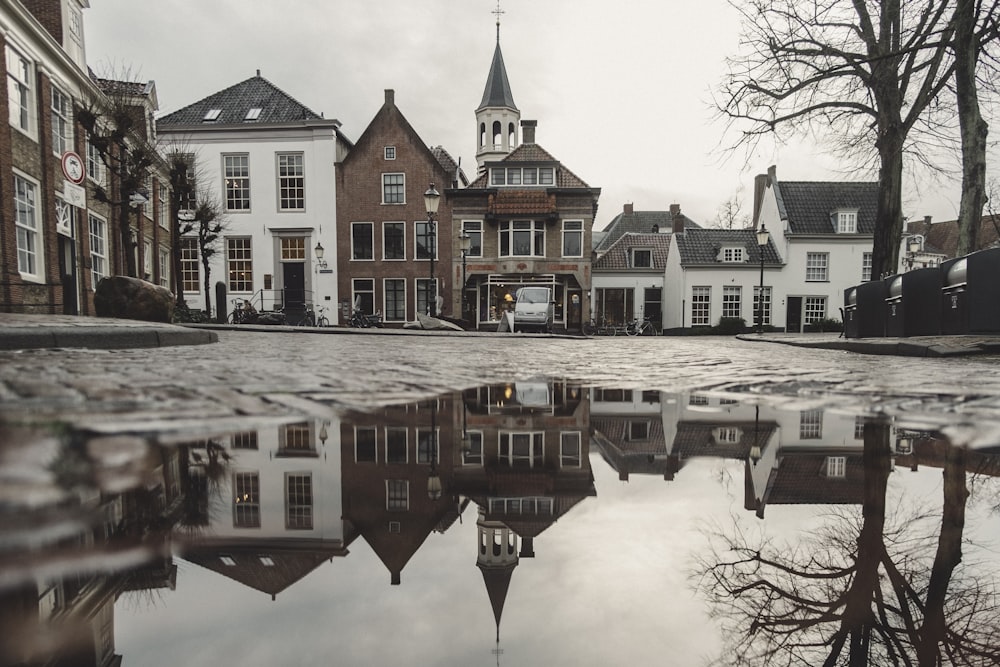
[
  {"left": 805, "top": 252, "right": 829, "bottom": 282},
  {"left": 351, "top": 222, "right": 374, "bottom": 261},
  {"left": 862, "top": 252, "right": 873, "bottom": 282},
  {"left": 804, "top": 296, "right": 827, "bottom": 324},
  {"left": 499, "top": 220, "right": 545, "bottom": 258},
  {"left": 89, "top": 213, "right": 108, "bottom": 289},
  {"left": 415, "top": 221, "right": 436, "bottom": 261},
  {"left": 462, "top": 221, "right": 483, "bottom": 258},
  {"left": 226, "top": 237, "right": 253, "bottom": 293},
  {"left": 560, "top": 432, "right": 582, "bottom": 468},
  {"left": 382, "top": 221, "right": 406, "bottom": 260},
  {"left": 382, "top": 172, "right": 405, "bottom": 204},
  {"left": 383, "top": 278, "right": 406, "bottom": 322},
  {"left": 834, "top": 209, "right": 858, "bottom": 234},
  {"left": 721, "top": 246, "right": 746, "bottom": 263},
  {"left": 352, "top": 278, "right": 376, "bottom": 316},
  {"left": 799, "top": 410, "right": 823, "bottom": 439},
  {"left": 384, "top": 146, "right": 396, "bottom": 160},
  {"left": 6, "top": 44, "right": 35, "bottom": 138},
  {"left": 276, "top": 152, "right": 305, "bottom": 211},
  {"left": 691, "top": 286, "right": 711, "bottom": 326},
  {"left": 562, "top": 220, "right": 583, "bottom": 258},
  {"left": 722, "top": 285, "right": 742, "bottom": 319},
  {"left": 753, "top": 286, "right": 772, "bottom": 326},
  {"left": 180, "top": 237, "right": 199, "bottom": 293},
  {"left": 50, "top": 84, "right": 73, "bottom": 156},
  {"left": 223, "top": 154, "right": 251, "bottom": 211},
  {"left": 14, "top": 171, "right": 42, "bottom": 280},
  {"left": 285, "top": 473, "right": 313, "bottom": 530}
]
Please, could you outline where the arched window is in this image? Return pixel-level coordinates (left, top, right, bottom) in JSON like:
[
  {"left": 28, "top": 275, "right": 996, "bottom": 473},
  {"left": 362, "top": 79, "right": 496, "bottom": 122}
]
[
  {"left": 479, "top": 122, "right": 487, "bottom": 149},
  {"left": 492, "top": 121, "right": 502, "bottom": 150},
  {"left": 493, "top": 530, "right": 503, "bottom": 556},
  {"left": 508, "top": 122, "right": 516, "bottom": 148}
]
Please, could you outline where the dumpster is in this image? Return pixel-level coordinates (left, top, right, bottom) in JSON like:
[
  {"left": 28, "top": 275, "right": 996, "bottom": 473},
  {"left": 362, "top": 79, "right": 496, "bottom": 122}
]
[
  {"left": 844, "top": 278, "right": 889, "bottom": 338},
  {"left": 884, "top": 267, "right": 943, "bottom": 337},
  {"left": 941, "top": 247, "right": 1000, "bottom": 334}
]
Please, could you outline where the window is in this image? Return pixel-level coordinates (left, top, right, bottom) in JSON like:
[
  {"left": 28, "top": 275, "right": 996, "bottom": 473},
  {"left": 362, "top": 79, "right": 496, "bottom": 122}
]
[
  {"left": 825, "top": 456, "right": 846, "bottom": 477},
  {"left": 854, "top": 417, "right": 865, "bottom": 440},
  {"left": 203, "top": 109, "right": 222, "bottom": 121},
  {"left": 180, "top": 238, "right": 199, "bottom": 292},
  {"left": 383, "top": 222, "right": 405, "bottom": 260},
  {"left": 384, "top": 146, "right": 395, "bottom": 160},
  {"left": 14, "top": 174, "right": 41, "bottom": 279},
  {"left": 356, "top": 428, "right": 377, "bottom": 462},
  {"left": 499, "top": 221, "right": 545, "bottom": 257},
  {"left": 463, "top": 432, "right": 484, "bottom": 465},
  {"left": 689, "top": 395, "right": 709, "bottom": 406},
  {"left": 223, "top": 155, "right": 250, "bottom": 210},
  {"left": 86, "top": 139, "right": 105, "bottom": 185},
  {"left": 89, "top": 214, "right": 108, "bottom": 288},
  {"left": 499, "top": 432, "right": 544, "bottom": 468},
  {"left": 628, "top": 421, "right": 650, "bottom": 440},
  {"left": 417, "top": 429, "right": 438, "bottom": 464},
  {"left": 51, "top": 86, "right": 72, "bottom": 156},
  {"left": 800, "top": 410, "right": 823, "bottom": 439},
  {"left": 277, "top": 153, "right": 305, "bottom": 210},
  {"left": 233, "top": 472, "right": 260, "bottom": 528},
  {"left": 862, "top": 252, "right": 873, "bottom": 282},
  {"left": 353, "top": 278, "right": 375, "bottom": 315},
  {"left": 560, "top": 432, "right": 582, "bottom": 467},
  {"left": 6, "top": 45, "right": 33, "bottom": 135},
  {"left": 382, "top": 173, "right": 404, "bottom": 204},
  {"left": 386, "top": 480, "right": 408, "bottom": 511},
  {"left": 227, "top": 238, "right": 253, "bottom": 292},
  {"left": 384, "top": 279, "right": 406, "bottom": 321},
  {"left": 834, "top": 210, "right": 858, "bottom": 233},
  {"left": 490, "top": 166, "right": 554, "bottom": 186},
  {"left": 352, "top": 222, "right": 373, "bottom": 260},
  {"left": 721, "top": 247, "right": 746, "bottom": 263},
  {"left": 691, "top": 286, "right": 710, "bottom": 326},
  {"left": 244, "top": 107, "right": 262, "bottom": 121},
  {"left": 631, "top": 248, "right": 652, "bottom": 268},
  {"left": 232, "top": 432, "right": 258, "bottom": 449},
  {"left": 806, "top": 252, "right": 829, "bottom": 281},
  {"left": 416, "top": 278, "right": 438, "bottom": 316},
  {"left": 286, "top": 474, "right": 313, "bottom": 530},
  {"left": 281, "top": 422, "right": 313, "bottom": 452},
  {"left": 722, "top": 286, "right": 742, "bottom": 319},
  {"left": 280, "top": 237, "right": 305, "bottom": 260},
  {"left": 463, "top": 221, "right": 483, "bottom": 257},
  {"left": 157, "top": 182, "right": 169, "bottom": 229},
  {"left": 753, "top": 286, "right": 772, "bottom": 326},
  {"left": 715, "top": 427, "right": 741, "bottom": 444},
  {"left": 804, "top": 296, "right": 827, "bottom": 324},
  {"left": 386, "top": 428, "right": 407, "bottom": 463},
  {"left": 562, "top": 220, "right": 583, "bottom": 257},
  {"left": 415, "top": 221, "right": 436, "bottom": 260},
  {"left": 159, "top": 247, "right": 170, "bottom": 288}
]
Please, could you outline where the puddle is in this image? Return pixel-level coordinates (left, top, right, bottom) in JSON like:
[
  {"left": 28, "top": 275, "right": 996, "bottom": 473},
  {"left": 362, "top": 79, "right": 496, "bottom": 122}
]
[{"left": 2, "top": 381, "right": 999, "bottom": 666}]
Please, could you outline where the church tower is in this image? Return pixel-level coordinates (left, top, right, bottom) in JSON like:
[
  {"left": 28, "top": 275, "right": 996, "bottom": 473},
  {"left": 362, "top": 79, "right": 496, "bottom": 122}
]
[
  {"left": 475, "top": 6, "right": 520, "bottom": 172},
  {"left": 476, "top": 506, "right": 519, "bottom": 644}
]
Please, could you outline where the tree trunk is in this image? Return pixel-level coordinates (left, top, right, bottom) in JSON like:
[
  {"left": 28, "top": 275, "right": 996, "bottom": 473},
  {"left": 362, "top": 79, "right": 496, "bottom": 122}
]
[
  {"left": 871, "top": 128, "right": 905, "bottom": 279},
  {"left": 954, "top": 0, "right": 989, "bottom": 257},
  {"left": 202, "top": 258, "right": 212, "bottom": 318}
]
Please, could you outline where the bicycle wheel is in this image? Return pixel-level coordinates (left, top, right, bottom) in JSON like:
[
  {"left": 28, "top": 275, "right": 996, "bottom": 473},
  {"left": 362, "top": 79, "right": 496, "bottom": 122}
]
[
  {"left": 228, "top": 310, "right": 238, "bottom": 324},
  {"left": 609, "top": 325, "right": 618, "bottom": 336},
  {"left": 317, "top": 316, "right": 329, "bottom": 327},
  {"left": 582, "top": 321, "right": 596, "bottom": 336},
  {"left": 626, "top": 323, "right": 638, "bottom": 336}
]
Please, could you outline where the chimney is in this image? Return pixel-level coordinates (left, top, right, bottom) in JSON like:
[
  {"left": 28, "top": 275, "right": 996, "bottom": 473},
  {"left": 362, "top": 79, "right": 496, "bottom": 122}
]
[
  {"left": 384, "top": 89, "right": 395, "bottom": 106},
  {"left": 752, "top": 173, "right": 768, "bottom": 225},
  {"left": 521, "top": 119, "right": 537, "bottom": 144},
  {"left": 671, "top": 204, "right": 684, "bottom": 234},
  {"left": 623, "top": 203, "right": 633, "bottom": 215}
]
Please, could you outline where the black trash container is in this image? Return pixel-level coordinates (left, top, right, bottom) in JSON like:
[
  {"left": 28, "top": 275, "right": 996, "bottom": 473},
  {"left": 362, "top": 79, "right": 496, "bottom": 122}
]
[
  {"left": 941, "top": 247, "right": 1000, "bottom": 334},
  {"left": 885, "top": 267, "right": 942, "bottom": 337},
  {"left": 843, "top": 286, "right": 859, "bottom": 338},
  {"left": 845, "top": 278, "right": 889, "bottom": 338}
]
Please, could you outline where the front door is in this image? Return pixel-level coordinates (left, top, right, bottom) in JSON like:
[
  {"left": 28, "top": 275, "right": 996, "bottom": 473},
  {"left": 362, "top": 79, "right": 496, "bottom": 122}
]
[
  {"left": 58, "top": 236, "right": 78, "bottom": 315},
  {"left": 567, "top": 287, "right": 582, "bottom": 332},
  {"left": 282, "top": 262, "right": 305, "bottom": 308},
  {"left": 786, "top": 296, "right": 802, "bottom": 333}
]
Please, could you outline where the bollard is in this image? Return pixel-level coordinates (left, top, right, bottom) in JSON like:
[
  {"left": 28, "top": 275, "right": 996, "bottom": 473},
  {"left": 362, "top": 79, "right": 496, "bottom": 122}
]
[{"left": 215, "top": 281, "right": 227, "bottom": 323}]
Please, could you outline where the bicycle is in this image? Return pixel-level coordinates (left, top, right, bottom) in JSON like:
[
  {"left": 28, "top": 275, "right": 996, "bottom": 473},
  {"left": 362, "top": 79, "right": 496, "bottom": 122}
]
[
  {"left": 228, "top": 298, "right": 258, "bottom": 324},
  {"left": 315, "top": 305, "right": 330, "bottom": 327},
  {"left": 349, "top": 307, "right": 383, "bottom": 328},
  {"left": 626, "top": 316, "right": 659, "bottom": 336},
  {"left": 582, "top": 317, "right": 618, "bottom": 336}
]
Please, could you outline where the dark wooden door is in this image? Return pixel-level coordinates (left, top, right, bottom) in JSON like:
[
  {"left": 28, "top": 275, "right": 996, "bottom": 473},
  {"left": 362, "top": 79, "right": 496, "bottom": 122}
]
[
  {"left": 282, "top": 262, "right": 305, "bottom": 308},
  {"left": 786, "top": 296, "right": 802, "bottom": 333}
]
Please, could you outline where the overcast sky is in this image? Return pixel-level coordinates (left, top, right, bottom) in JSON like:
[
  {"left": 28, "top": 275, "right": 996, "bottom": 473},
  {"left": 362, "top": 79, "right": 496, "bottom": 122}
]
[{"left": 83, "top": 0, "right": 989, "bottom": 231}]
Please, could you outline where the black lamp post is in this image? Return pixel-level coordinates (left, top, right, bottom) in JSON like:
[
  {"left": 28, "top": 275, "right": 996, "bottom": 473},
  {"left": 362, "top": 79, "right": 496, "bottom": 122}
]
[
  {"left": 459, "top": 232, "right": 472, "bottom": 320},
  {"left": 423, "top": 184, "right": 441, "bottom": 317},
  {"left": 756, "top": 224, "right": 769, "bottom": 334},
  {"left": 427, "top": 406, "right": 441, "bottom": 500},
  {"left": 749, "top": 405, "right": 762, "bottom": 467},
  {"left": 906, "top": 238, "right": 921, "bottom": 271}
]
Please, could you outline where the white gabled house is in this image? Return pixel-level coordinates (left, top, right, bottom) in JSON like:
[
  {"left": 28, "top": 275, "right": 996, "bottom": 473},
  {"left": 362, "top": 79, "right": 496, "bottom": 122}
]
[{"left": 663, "top": 166, "right": 879, "bottom": 332}]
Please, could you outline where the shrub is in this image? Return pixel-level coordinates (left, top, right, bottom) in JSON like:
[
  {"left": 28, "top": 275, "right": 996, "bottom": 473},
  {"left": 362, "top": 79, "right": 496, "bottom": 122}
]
[
  {"left": 805, "top": 317, "right": 843, "bottom": 333},
  {"left": 712, "top": 317, "right": 746, "bottom": 335}
]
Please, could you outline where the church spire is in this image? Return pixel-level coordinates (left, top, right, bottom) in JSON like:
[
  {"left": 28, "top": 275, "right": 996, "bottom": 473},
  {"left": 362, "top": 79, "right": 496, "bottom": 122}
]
[{"left": 476, "top": 1, "right": 520, "bottom": 170}]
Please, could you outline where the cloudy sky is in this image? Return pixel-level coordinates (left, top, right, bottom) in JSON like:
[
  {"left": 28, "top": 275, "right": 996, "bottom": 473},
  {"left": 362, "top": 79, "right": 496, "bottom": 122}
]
[{"left": 83, "top": 0, "right": 986, "bottom": 230}]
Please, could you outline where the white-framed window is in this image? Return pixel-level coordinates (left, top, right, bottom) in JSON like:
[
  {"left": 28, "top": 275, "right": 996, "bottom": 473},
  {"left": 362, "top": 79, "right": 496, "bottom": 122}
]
[
  {"left": 383, "top": 222, "right": 405, "bottom": 260},
  {"left": 854, "top": 417, "right": 865, "bottom": 440},
  {"left": 691, "top": 286, "right": 710, "bottom": 326},
  {"left": 384, "top": 146, "right": 395, "bottom": 160},
  {"left": 157, "top": 182, "right": 169, "bottom": 229},
  {"left": 351, "top": 222, "right": 374, "bottom": 260},
  {"left": 721, "top": 247, "right": 746, "bottom": 263},
  {"left": 499, "top": 432, "right": 545, "bottom": 468},
  {"left": 89, "top": 213, "right": 108, "bottom": 288},
  {"left": 86, "top": 139, "right": 105, "bottom": 186},
  {"left": 355, "top": 427, "right": 377, "bottom": 462},
  {"left": 180, "top": 237, "right": 199, "bottom": 292},
  {"left": 385, "top": 427, "right": 408, "bottom": 463},
  {"left": 232, "top": 431, "right": 259, "bottom": 449},
  {"left": 203, "top": 108, "right": 222, "bottom": 122},
  {"left": 277, "top": 153, "right": 305, "bottom": 210},
  {"left": 560, "top": 432, "right": 582, "bottom": 467},
  {"left": 463, "top": 432, "right": 484, "bottom": 466},
  {"left": 244, "top": 107, "right": 261, "bottom": 121},
  {"left": 834, "top": 210, "right": 858, "bottom": 233},
  {"left": 415, "top": 221, "right": 436, "bottom": 260},
  {"left": 384, "top": 278, "right": 406, "bottom": 321},
  {"left": 631, "top": 248, "right": 652, "bottom": 268},
  {"left": 417, "top": 428, "right": 439, "bottom": 464},
  {"left": 862, "top": 252, "right": 873, "bottom": 282},
  {"left": 14, "top": 172, "right": 42, "bottom": 279},
  {"left": 562, "top": 220, "right": 583, "bottom": 257},
  {"left": 715, "top": 427, "right": 741, "bottom": 444},
  {"left": 227, "top": 238, "right": 253, "bottom": 292},
  {"left": 382, "top": 173, "right": 404, "bottom": 204},
  {"left": 825, "top": 456, "right": 846, "bottom": 477},
  {"left": 806, "top": 252, "right": 829, "bottom": 281},
  {"left": 233, "top": 472, "right": 260, "bottom": 528},
  {"left": 6, "top": 45, "right": 34, "bottom": 136},
  {"left": 285, "top": 473, "right": 313, "bottom": 530},
  {"left": 800, "top": 410, "right": 823, "bottom": 439},
  {"left": 753, "top": 286, "right": 771, "bottom": 326},
  {"left": 804, "top": 296, "right": 827, "bottom": 324},
  {"left": 722, "top": 285, "right": 742, "bottom": 319},
  {"left": 158, "top": 247, "right": 170, "bottom": 288},
  {"left": 416, "top": 278, "right": 438, "bottom": 316},
  {"left": 223, "top": 154, "right": 250, "bottom": 211},
  {"left": 499, "top": 220, "right": 545, "bottom": 257},
  {"left": 463, "top": 221, "right": 483, "bottom": 257},
  {"left": 490, "top": 166, "right": 554, "bottom": 186},
  {"left": 51, "top": 85, "right": 73, "bottom": 156},
  {"left": 143, "top": 239, "right": 152, "bottom": 280},
  {"left": 353, "top": 278, "right": 375, "bottom": 315},
  {"left": 280, "top": 237, "right": 305, "bottom": 260},
  {"left": 386, "top": 480, "right": 408, "bottom": 511}
]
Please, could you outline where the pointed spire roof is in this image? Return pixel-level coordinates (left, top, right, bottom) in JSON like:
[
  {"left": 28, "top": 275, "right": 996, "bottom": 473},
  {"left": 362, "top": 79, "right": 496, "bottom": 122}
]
[
  {"left": 478, "top": 40, "right": 517, "bottom": 112},
  {"left": 479, "top": 562, "right": 516, "bottom": 641}
]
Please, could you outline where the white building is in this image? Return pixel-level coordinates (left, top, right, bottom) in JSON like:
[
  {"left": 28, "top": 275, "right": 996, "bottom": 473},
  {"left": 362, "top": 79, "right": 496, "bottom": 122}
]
[{"left": 158, "top": 73, "right": 352, "bottom": 321}]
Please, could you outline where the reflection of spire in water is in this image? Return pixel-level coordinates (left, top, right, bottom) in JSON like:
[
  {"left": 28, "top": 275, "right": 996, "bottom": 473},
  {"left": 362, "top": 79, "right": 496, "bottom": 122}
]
[
  {"left": 492, "top": 642, "right": 504, "bottom": 666},
  {"left": 476, "top": 506, "right": 518, "bottom": 646}
]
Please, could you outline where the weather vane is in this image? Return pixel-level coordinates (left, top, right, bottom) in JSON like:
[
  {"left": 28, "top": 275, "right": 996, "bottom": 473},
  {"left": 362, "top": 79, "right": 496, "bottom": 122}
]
[{"left": 492, "top": 0, "right": 504, "bottom": 40}]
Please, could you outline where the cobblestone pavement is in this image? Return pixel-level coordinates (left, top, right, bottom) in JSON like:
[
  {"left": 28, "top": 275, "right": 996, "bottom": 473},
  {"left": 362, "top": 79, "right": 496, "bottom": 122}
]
[{"left": 3, "top": 327, "right": 1000, "bottom": 448}]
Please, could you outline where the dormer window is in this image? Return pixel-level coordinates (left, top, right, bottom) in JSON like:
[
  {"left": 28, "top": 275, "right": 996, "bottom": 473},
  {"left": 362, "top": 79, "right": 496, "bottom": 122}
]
[
  {"left": 720, "top": 246, "right": 746, "bottom": 263},
  {"left": 833, "top": 209, "right": 858, "bottom": 233},
  {"left": 489, "top": 166, "right": 555, "bottom": 187},
  {"left": 203, "top": 109, "right": 222, "bottom": 122},
  {"left": 713, "top": 427, "right": 742, "bottom": 444},
  {"left": 244, "top": 108, "right": 262, "bottom": 121},
  {"left": 630, "top": 248, "right": 652, "bottom": 268}
]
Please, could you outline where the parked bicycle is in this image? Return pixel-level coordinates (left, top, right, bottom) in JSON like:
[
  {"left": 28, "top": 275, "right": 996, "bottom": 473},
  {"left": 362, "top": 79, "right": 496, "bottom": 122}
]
[
  {"left": 582, "top": 317, "right": 618, "bottom": 336},
  {"left": 350, "top": 307, "right": 383, "bottom": 328},
  {"left": 283, "top": 305, "right": 316, "bottom": 327},
  {"left": 315, "top": 305, "right": 330, "bottom": 327},
  {"left": 228, "top": 298, "right": 258, "bottom": 324},
  {"left": 625, "top": 316, "right": 659, "bottom": 336}
]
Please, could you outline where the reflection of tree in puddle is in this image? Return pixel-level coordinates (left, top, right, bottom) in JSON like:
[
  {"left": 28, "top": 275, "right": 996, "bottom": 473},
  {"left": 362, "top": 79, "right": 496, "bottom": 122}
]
[{"left": 695, "top": 421, "right": 1000, "bottom": 665}]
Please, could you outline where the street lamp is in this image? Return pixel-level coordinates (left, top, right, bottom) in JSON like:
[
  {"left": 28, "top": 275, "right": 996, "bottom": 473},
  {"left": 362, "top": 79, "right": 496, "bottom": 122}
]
[
  {"left": 427, "top": 406, "right": 442, "bottom": 500},
  {"left": 756, "top": 224, "right": 769, "bottom": 334},
  {"left": 459, "top": 232, "right": 472, "bottom": 320},
  {"left": 314, "top": 242, "right": 327, "bottom": 270},
  {"left": 749, "top": 406, "right": 762, "bottom": 467},
  {"left": 906, "top": 237, "right": 921, "bottom": 271},
  {"left": 423, "top": 183, "right": 441, "bottom": 317}
]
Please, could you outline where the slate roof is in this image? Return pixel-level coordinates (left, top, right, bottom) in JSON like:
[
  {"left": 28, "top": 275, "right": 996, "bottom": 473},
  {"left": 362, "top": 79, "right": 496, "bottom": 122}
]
[
  {"left": 158, "top": 75, "right": 324, "bottom": 126},
  {"left": 675, "top": 228, "right": 782, "bottom": 266},
  {"left": 595, "top": 210, "right": 700, "bottom": 254},
  {"left": 467, "top": 143, "right": 592, "bottom": 190},
  {"left": 478, "top": 41, "right": 517, "bottom": 111},
  {"left": 671, "top": 421, "right": 779, "bottom": 460},
  {"left": 776, "top": 181, "right": 879, "bottom": 235},
  {"left": 762, "top": 454, "right": 866, "bottom": 506},
  {"left": 911, "top": 216, "right": 1000, "bottom": 258},
  {"left": 430, "top": 145, "right": 470, "bottom": 187},
  {"left": 593, "top": 233, "right": 671, "bottom": 271}
]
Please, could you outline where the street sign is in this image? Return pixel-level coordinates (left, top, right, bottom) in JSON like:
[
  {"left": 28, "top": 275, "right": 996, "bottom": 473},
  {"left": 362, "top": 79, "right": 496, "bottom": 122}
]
[
  {"left": 61, "top": 151, "right": 85, "bottom": 184},
  {"left": 62, "top": 180, "right": 86, "bottom": 208}
]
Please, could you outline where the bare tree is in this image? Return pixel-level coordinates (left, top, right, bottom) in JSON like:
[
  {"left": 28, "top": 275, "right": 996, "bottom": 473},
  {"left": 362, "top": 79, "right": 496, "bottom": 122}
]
[{"left": 713, "top": 189, "right": 751, "bottom": 229}]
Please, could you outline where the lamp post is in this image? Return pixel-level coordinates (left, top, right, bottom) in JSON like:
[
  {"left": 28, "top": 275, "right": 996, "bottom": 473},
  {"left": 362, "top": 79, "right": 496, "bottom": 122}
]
[
  {"left": 756, "top": 224, "right": 769, "bottom": 334},
  {"left": 749, "top": 405, "right": 762, "bottom": 467},
  {"left": 906, "top": 238, "right": 921, "bottom": 271},
  {"left": 313, "top": 242, "right": 327, "bottom": 271},
  {"left": 459, "top": 232, "right": 472, "bottom": 320},
  {"left": 423, "top": 184, "right": 441, "bottom": 317},
  {"left": 427, "top": 406, "right": 442, "bottom": 500}
]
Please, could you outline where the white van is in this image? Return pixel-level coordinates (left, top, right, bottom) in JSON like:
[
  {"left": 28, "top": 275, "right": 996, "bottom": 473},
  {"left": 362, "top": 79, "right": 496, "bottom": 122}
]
[{"left": 513, "top": 286, "right": 553, "bottom": 332}]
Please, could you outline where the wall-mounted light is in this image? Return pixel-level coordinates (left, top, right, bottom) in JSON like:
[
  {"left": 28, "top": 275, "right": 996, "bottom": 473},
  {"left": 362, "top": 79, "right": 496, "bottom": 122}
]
[{"left": 314, "top": 242, "right": 328, "bottom": 270}]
